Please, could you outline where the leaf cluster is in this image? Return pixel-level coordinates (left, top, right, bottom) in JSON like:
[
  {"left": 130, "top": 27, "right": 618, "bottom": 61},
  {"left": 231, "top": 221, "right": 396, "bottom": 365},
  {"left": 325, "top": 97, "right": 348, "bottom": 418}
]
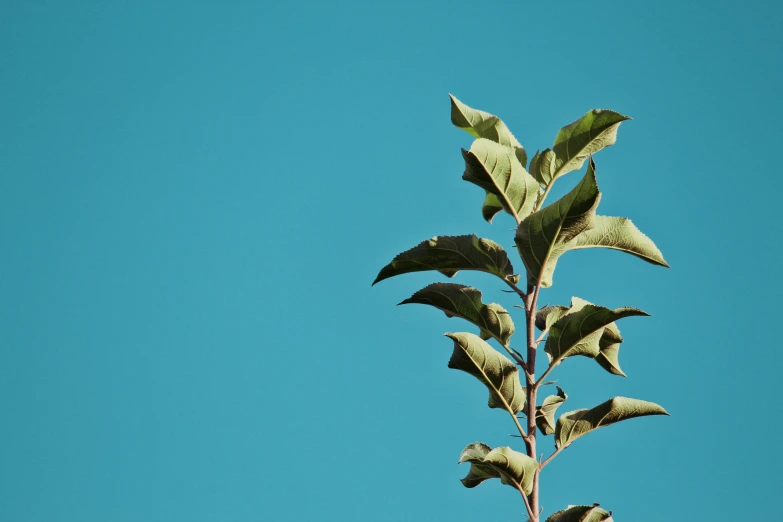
[{"left": 373, "top": 95, "right": 670, "bottom": 521}]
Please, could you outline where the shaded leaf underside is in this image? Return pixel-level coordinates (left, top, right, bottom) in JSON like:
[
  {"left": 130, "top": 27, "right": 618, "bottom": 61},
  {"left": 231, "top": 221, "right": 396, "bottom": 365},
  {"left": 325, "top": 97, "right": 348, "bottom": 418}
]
[{"left": 459, "top": 442, "right": 538, "bottom": 495}]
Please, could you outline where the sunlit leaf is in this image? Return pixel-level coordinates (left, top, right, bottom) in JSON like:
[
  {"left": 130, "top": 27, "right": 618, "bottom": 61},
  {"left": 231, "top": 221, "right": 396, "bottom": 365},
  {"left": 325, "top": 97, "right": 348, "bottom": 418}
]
[
  {"left": 551, "top": 109, "right": 630, "bottom": 181},
  {"left": 449, "top": 94, "right": 527, "bottom": 166},
  {"left": 459, "top": 442, "right": 538, "bottom": 494},
  {"left": 462, "top": 139, "right": 539, "bottom": 223},
  {"left": 544, "top": 297, "right": 647, "bottom": 367},
  {"left": 515, "top": 161, "right": 600, "bottom": 287},
  {"left": 445, "top": 332, "right": 526, "bottom": 413},
  {"left": 555, "top": 397, "right": 669, "bottom": 449},
  {"left": 400, "top": 283, "right": 515, "bottom": 346}
]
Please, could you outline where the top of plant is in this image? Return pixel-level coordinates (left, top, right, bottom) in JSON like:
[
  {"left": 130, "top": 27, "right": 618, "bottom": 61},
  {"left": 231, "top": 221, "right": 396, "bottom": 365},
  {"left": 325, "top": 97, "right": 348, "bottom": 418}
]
[{"left": 373, "top": 94, "right": 669, "bottom": 522}]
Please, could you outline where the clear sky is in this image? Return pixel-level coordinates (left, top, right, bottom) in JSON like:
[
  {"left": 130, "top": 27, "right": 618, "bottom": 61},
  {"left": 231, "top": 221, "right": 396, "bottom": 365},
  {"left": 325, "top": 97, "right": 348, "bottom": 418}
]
[{"left": 1, "top": 1, "right": 780, "bottom": 521}]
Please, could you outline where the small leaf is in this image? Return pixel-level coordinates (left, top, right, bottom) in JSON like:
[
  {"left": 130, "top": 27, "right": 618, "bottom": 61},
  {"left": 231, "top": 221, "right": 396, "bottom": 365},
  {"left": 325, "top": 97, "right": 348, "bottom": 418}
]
[
  {"left": 546, "top": 504, "right": 613, "bottom": 522},
  {"left": 450, "top": 94, "right": 527, "bottom": 166},
  {"left": 462, "top": 139, "right": 539, "bottom": 223},
  {"left": 555, "top": 397, "right": 669, "bottom": 449},
  {"left": 596, "top": 336, "right": 626, "bottom": 377},
  {"left": 552, "top": 109, "right": 630, "bottom": 181},
  {"left": 373, "top": 235, "right": 519, "bottom": 285},
  {"left": 569, "top": 215, "right": 669, "bottom": 267},
  {"left": 529, "top": 148, "right": 557, "bottom": 186},
  {"left": 535, "top": 305, "right": 570, "bottom": 331},
  {"left": 544, "top": 297, "right": 648, "bottom": 366},
  {"left": 459, "top": 442, "right": 538, "bottom": 494},
  {"left": 515, "top": 160, "right": 601, "bottom": 287},
  {"left": 481, "top": 193, "right": 504, "bottom": 223},
  {"left": 536, "top": 386, "right": 567, "bottom": 435},
  {"left": 445, "top": 332, "right": 526, "bottom": 413},
  {"left": 400, "top": 283, "right": 515, "bottom": 346}
]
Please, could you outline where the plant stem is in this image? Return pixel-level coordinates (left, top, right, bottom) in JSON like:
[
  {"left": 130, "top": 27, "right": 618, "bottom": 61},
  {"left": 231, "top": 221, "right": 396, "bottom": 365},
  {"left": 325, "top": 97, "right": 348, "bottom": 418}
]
[
  {"left": 539, "top": 447, "right": 564, "bottom": 470},
  {"left": 523, "top": 283, "right": 541, "bottom": 521}
]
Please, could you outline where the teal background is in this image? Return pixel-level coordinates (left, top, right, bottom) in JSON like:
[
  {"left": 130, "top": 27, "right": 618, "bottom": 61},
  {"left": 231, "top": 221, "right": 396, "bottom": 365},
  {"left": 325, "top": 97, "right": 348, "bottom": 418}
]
[{"left": 1, "top": 1, "right": 780, "bottom": 520}]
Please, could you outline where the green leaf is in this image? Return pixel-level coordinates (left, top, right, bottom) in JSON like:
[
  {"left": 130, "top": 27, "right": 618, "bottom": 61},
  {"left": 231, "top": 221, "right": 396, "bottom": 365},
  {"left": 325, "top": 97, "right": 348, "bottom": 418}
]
[
  {"left": 552, "top": 109, "right": 630, "bottom": 181},
  {"left": 458, "top": 442, "right": 538, "bottom": 494},
  {"left": 596, "top": 328, "right": 626, "bottom": 377},
  {"left": 462, "top": 139, "right": 539, "bottom": 223},
  {"left": 544, "top": 297, "right": 648, "bottom": 366},
  {"left": 529, "top": 148, "right": 556, "bottom": 186},
  {"left": 481, "top": 193, "right": 504, "bottom": 223},
  {"left": 535, "top": 305, "right": 570, "bottom": 331},
  {"left": 515, "top": 161, "right": 601, "bottom": 287},
  {"left": 445, "top": 332, "right": 526, "bottom": 413},
  {"left": 373, "top": 235, "right": 519, "bottom": 286},
  {"left": 555, "top": 397, "right": 669, "bottom": 449},
  {"left": 450, "top": 94, "right": 527, "bottom": 167},
  {"left": 546, "top": 504, "right": 613, "bottom": 522},
  {"left": 536, "top": 386, "right": 567, "bottom": 436},
  {"left": 399, "top": 283, "right": 515, "bottom": 346},
  {"left": 569, "top": 215, "right": 669, "bottom": 267}
]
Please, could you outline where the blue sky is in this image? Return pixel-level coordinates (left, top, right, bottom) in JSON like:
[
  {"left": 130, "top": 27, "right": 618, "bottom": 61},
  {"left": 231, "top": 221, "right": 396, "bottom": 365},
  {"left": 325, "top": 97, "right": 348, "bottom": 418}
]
[{"left": 1, "top": 1, "right": 780, "bottom": 520}]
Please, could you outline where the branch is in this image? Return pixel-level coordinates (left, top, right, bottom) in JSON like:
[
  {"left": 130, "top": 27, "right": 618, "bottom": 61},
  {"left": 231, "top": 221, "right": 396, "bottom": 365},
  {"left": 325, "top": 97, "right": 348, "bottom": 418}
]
[
  {"left": 515, "top": 483, "right": 537, "bottom": 521},
  {"left": 539, "top": 447, "right": 565, "bottom": 470},
  {"left": 504, "top": 279, "right": 528, "bottom": 301}
]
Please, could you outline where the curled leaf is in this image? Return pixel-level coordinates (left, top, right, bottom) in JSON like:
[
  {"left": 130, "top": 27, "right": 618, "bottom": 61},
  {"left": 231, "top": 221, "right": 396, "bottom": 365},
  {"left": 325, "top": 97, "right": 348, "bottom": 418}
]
[
  {"left": 399, "top": 283, "right": 515, "bottom": 346},
  {"left": 458, "top": 442, "right": 538, "bottom": 494},
  {"left": 449, "top": 94, "right": 527, "bottom": 166},
  {"left": 556, "top": 397, "right": 669, "bottom": 449},
  {"left": 536, "top": 386, "right": 567, "bottom": 435},
  {"left": 445, "top": 332, "right": 526, "bottom": 413},
  {"left": 373, "top": 235, "right": 519, "bottom": 285}
]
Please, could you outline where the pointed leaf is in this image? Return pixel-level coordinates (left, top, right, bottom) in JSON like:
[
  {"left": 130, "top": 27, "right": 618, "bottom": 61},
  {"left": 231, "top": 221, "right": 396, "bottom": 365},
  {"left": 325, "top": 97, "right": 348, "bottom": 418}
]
[
  {"left": 445, "top": 332, "right": 526, "bottom": 413},
  {"left": 536, "top": 386, "right": 567, "bottom": 435},
  {"left": 547, "top": 504, "right": 613, "bottom": 522},
  {"left": 556, "top": 397, "right": 669, "bottom": 449},
  {"left": 529, "top": 148, "right": 557, "bottom": 186},
  {"left": 596, "top": 336, "right": 626, "bottom": 377},
  {"left": 515, "top": 161, "right": 600, "bottom": 287},
  {"left": 482, "top": 193, "right": 504, "bottom": 223},
  {"left": 459, "top": 442, "right": 538, "bottom": 494},
  {"left": 544, "top": 298, "right": 648, "bottom": 366},
  {"left": 400, "top": 283, "right": 515, "bottom": 346},
  {"left": 552, "top": 109, "right": 630, "bottom": 180},
  {"left": 373, "top": 235, "right": 519, "bottom": 285},
  {"left": 449, "top": 94, "right": 527, "bottom": 166},
  {"left": 569, "top": 215, "right": 669, "bottom": 267},
  {"left": 462, "top": 139, "right": 539, "bottom": 223}
]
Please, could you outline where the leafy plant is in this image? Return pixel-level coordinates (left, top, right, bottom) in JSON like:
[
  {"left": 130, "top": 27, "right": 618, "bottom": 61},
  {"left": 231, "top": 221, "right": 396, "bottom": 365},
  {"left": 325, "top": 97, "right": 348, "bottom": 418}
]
[{"left": 372, "top": 95, "right": 670, "bottom": 521}]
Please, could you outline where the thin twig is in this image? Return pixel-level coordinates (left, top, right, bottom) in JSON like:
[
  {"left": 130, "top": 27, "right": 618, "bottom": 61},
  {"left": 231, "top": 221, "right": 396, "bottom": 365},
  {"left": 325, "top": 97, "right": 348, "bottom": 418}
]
[
  {"left": 504, "top": 279, "right": 528, "bottom": 300},
  {"left": 539, "top": 447, "right": 565, "bottom": 470},
  {"left": 516, "top": 483, "right": 536, "bottom": 521}
]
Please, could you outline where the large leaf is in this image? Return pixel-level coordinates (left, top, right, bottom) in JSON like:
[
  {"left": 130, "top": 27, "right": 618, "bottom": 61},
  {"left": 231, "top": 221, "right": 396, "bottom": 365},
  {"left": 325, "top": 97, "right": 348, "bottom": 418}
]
[
  {"left": 515, "top": 161, "right": 601, "bottom": 287},
  {"left": 458, "top": 442, "right": 538, "bottom": 494},
  {"left": 373, "top": 235, "right": 519, "bottom": 285},
  {"left": 399, "top": 283, "right": 515, "bottom": 346},
  {"left": 569, "top": 215, "right": 669, "bottom": 267},
  {"left": 445, "top": 332, "right": 526, "bottom": 413},
  {"left": 449, "top": 94, "right": 527, "bottom": 166},
  {"left": 536, "top": 386, "right": 567, "bottom": 435},
  {"left": 551, "top": 109, "right": 630, "bottom": 181},
  {"left": 547, "top": 504, "right": 613, "bottom": 522},
  {"left": 544, "top": 298, "right": 648, "bottom": 366},
  {"left": 555, "top": 397, "right": 669, "bottom": 449},
  {"left": 462, "top": 139, "right": 539, "bottom": 223}
]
